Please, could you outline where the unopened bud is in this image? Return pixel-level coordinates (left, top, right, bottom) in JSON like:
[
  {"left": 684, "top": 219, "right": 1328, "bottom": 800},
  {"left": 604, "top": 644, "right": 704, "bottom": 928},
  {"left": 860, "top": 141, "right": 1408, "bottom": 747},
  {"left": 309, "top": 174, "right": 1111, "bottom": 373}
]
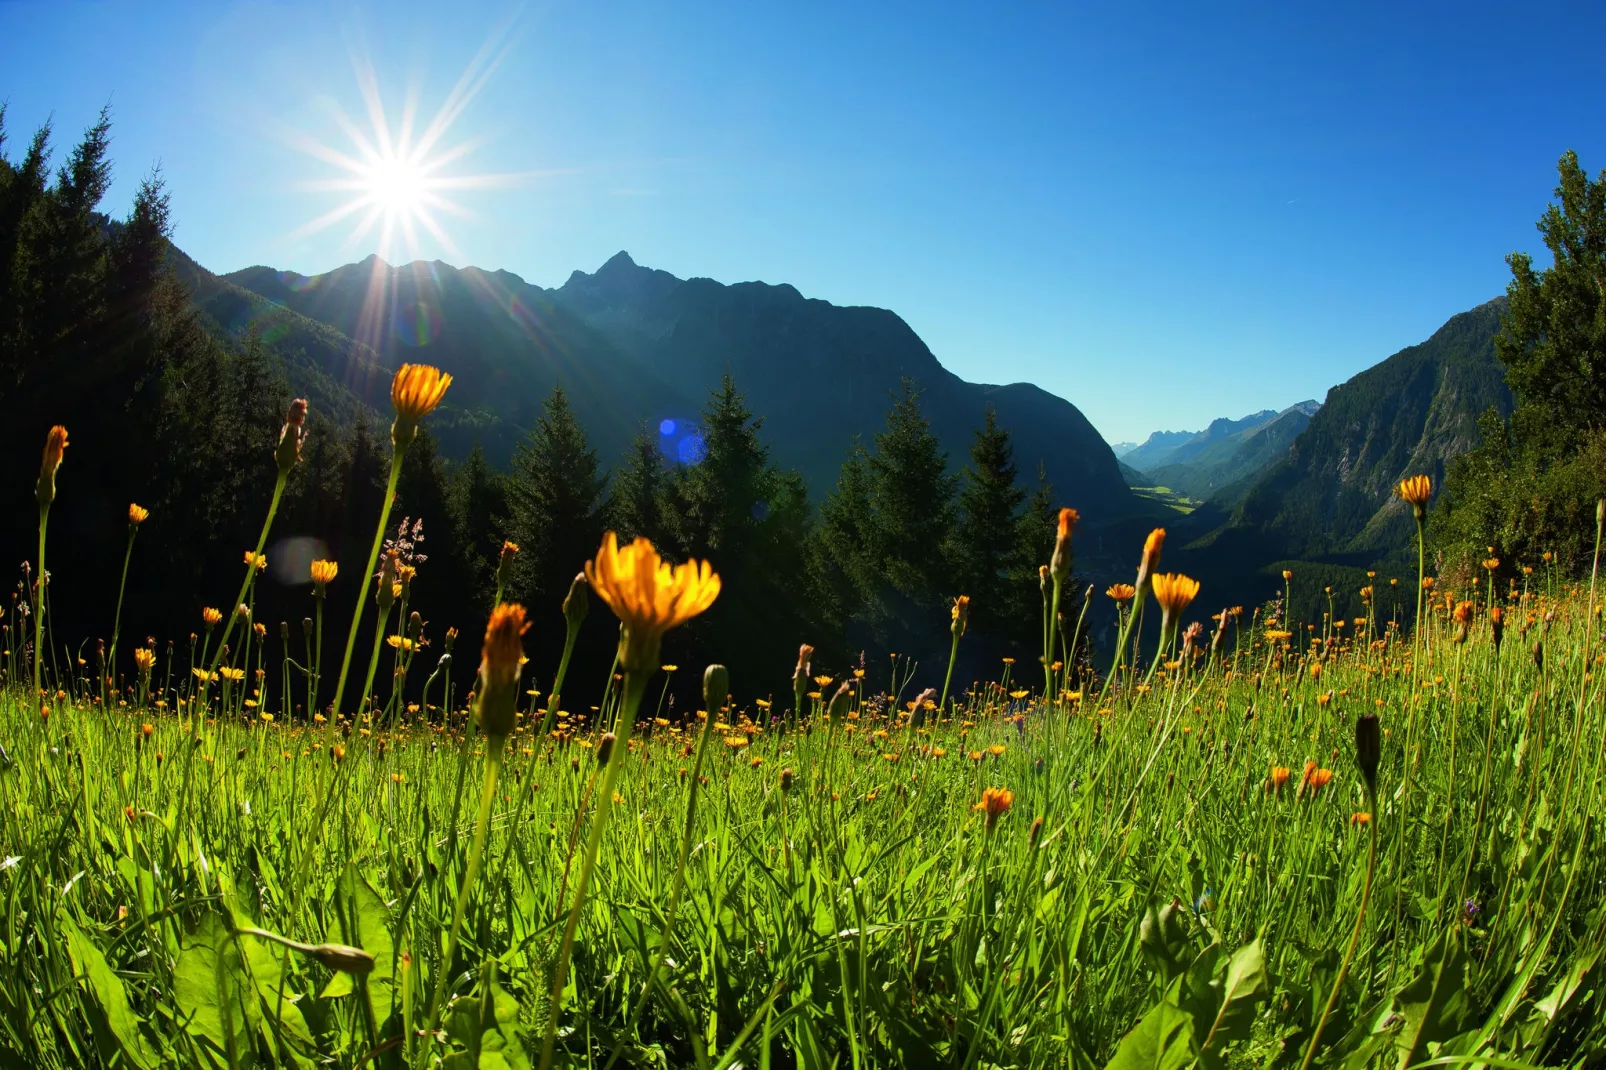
[
  {"left": 826, "top": 682, "right": 852, "bottom": 727},
  {"left": 703, "top": 664, "right": 730, "bottom": 714},
  {"left": 596, "top": 732, "right": 616, "bottom": 766},
  {"left": 779, "top": 767, "right": 795, "bottom": 793},
  {"left": 309, "top": 942, "right": 375, "bottom": 975},
  {"left": 1354, "top": 714, "right": 1380, "bottom": 797}
]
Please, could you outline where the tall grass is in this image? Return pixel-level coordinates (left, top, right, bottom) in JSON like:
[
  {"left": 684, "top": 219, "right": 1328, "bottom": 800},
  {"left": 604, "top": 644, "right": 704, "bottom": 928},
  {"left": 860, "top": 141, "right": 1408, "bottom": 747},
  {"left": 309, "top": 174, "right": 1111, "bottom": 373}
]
[{"left": 1, "top": 392, "right": 1602, "bottom": 1069}]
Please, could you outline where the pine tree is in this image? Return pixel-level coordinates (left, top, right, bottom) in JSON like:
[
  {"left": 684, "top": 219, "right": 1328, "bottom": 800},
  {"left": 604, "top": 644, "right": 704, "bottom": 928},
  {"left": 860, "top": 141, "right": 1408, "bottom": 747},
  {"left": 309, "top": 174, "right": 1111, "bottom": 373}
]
[
  {"left": 863, "top": 379, "right": 958, "bottom": 657},
  {"left": 447, "top": 443, "right": 510, "bottom": 609},
  {"left": 610, "top": 424, "right": 669, "bottom": 548},
  {"left": 953, "top": 408, "right": 1027, "bottom": 643},
  {"left": 504, "top": 385, "right": 609, "bottom": 620},
  {"left": 813, "top": 440, "right": 876, "bottom": 635}
]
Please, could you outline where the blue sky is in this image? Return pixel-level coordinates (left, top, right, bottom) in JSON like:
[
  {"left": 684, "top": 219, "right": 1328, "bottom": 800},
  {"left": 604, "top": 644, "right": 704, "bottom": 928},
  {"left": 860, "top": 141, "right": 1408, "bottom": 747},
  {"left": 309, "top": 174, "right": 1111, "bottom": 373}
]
[{"left": 3, "top": 1, "right": 1603, "bottom": 443}]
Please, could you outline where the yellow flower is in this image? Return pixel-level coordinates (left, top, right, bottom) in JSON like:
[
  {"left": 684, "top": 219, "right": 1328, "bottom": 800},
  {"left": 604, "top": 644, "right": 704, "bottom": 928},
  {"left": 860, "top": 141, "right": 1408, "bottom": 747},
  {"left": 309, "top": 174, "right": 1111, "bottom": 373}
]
[
  {"left": 192, "top": 668, "right": 213, "bottom": 684},
  {"left": 1151, "top": 573, "right": 1201, "bottom": 617},
  {"left": 1482, "top": 557, "right": 1500, "bottom": 571},
  {"left": 988, "top": 744, "right": 1007, "bottom": 756},
  {"left": 1106, "top": 583, "right": 1136, "bottom": 602},
  {"left": 951, "top": 594, "right": 971, "bottom": 636},
  {"left": 813, "top": 674, "right": 834, "bottom": 687},
  {"left": 386, "top": 635, "right": 416, "bottom": 652},
  {"left": 128, "top": 503, "right": 149, "bottom": 526},
  {"left": 310, "top": 559, "right": 338, "bottom": 589},
  {"left": 202, "top": 606, "right": 223, "bottom": 626},
  {"left": 219, "top": 667, "right": 246, "bottom": 683},
  {"left": 133, "top": 647, "right": 155, "bottom": 672},
  {"left": 1009, "top": 689, "right": 1029, "bottom": 699},
  {"left": 661, "top": 664, "right": 679, "bottom": 673},
  {"left": 244, "top": 550, "right": 267, "bottom": 570},
  {"left": 585, "top": 532, "right": 720, "bottom": 671},
  {"left": 1396, "top": 474, "right": 1432, "bottom": 513},
  {"left": 390, "top": 364, "right": 452, "bottom": 445}
]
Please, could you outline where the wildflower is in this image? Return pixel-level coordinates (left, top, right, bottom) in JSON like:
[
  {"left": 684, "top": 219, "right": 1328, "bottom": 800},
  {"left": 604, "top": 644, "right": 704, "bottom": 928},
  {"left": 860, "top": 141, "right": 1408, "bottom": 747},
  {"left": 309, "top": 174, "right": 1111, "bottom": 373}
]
[
  {"left": 275, "top": 398, "right": 308, "bottom": 473},
  {"left": 128, "top": 503, "right": 149, "bottom": 526},
  {"left": 1422, "top": 577, "right": 1435, "bottom": 591},
  {"left": 133, "top": 648, "right": 155, "bottom": 673},
  {"left": 1396, "top": 474, "right": 1432, "bottom": 518},
  {"left": 951, "top": 594, "right": 971, "bottom": 636},
  {"left": 1152, "top": 573, "right": 1199, "bottom": 617},
  {"left": 219, "top": 667, "right": 246, "bottom": 683},
  {"left": 1106, "top": 583, "right": 1136, "bottom": 602},
  {"left": 1355, "top": 714, "right": 1381, "bottom": 796},
  {"left": 310, "top": 559, "right": 338, "bottom": 591},
  {"left": 585, "top": 533, "right": 720, "bottom": 672},
  {"left": 1300, "top": 761, "right": 1334, "bottom": 796},
  {"left": 1483, "top": 557, "right": 1499, "bottom": 571},
  {"left": 202, "top": 607, "right": 222, "bottom": 627},
  {"left": 1028, "top": 815, "right": 1045, "bottom": 847},
  {"left": 988, "top": 744, "right": 1007, "bottom": 756},
  {"left": 389, "top": 364, "right": 453, "bottom": 448},
  {"left": 36, "top": 425, "right": 68, "bottom": 506},
  {"left": 1050, "top": 507, "right": 1078, "bottom": 582},
  {"left": 1267, "top": 765, "right": 1291, "bottom": 791},
  {"left": 973, "top": 786, "right": 1014, "bottom": 830},
  {"left": 1350, "top": 811, "right": 1371, "bottom": 826},
  {"left": 476, "top": 603, "right": 529, "bottom": 738},
  {"left": 1135, "top": 528, "right": 1166, "bottom": 596},
  {"left": 1282, "top": 569, "right": 1293, "bottom": 581},
  {"left": 1491, "top": 606, "right": 1505, "bottom": 651}
]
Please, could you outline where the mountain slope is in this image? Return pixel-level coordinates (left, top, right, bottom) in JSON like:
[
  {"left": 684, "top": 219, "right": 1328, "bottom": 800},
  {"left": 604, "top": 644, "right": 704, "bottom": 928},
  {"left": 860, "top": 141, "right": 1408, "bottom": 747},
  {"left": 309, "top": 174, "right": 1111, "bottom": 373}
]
[
  {"left": 1188, "top": 298, "right": 1512, "bottom": 562},
  {"left": 1144, "top": 402, "right": 1320, "bottom": 499},
  {"left": 1121, "top": 429, "right": 1198, "bottom": 471},
  {"left": 225, "top": 251, "right": 1135, "bottom": 521}
]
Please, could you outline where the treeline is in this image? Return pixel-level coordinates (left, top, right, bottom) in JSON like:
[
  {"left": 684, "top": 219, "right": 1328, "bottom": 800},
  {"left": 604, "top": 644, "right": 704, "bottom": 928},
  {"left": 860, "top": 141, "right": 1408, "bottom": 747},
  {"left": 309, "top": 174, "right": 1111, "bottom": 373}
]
[
  {"left": 0, "top": 108, "right": 1069, "bottom": 709},
  {"left": 1437, "top": 152, "right": 1606, "bottom": 578}
]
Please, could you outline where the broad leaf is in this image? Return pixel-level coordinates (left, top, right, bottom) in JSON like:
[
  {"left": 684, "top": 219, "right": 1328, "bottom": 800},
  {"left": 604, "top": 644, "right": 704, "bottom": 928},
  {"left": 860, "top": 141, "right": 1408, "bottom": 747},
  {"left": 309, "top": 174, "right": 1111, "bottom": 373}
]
[
  {"left": 62, "top": 913, "right": 160, "bottom": 1069},
  {"left": 1105, "top": 999, "right": 1195, "bottom": 1070}
]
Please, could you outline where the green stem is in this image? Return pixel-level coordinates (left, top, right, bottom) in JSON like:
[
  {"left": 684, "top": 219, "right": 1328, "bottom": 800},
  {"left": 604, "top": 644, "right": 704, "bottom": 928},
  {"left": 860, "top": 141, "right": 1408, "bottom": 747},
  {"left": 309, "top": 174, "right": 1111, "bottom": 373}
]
[
  {"left": 540, "top": 668, "right": 650, "bottom": 1070},
  {"left": 939, "top": 632, "right": 961, "bottom": 712},
  {"left": 332, "top": 451, "right": 404, "bottom": 716},
  {"left": 107, "top": 528, "right": 137, "bottom": 709},
  {"left": 1043, "top": 578, "right": 1063, "bottom": 699},
  {"left": 536, "top": 620, "right": 582, "bottom": 741},
  {"left": 33, "top": 503, "right": 49, "bottom": 700},
  {"left": 1299, "top": 785, "right": 1377, "bottom": 1070},
  {"left": 427, "top": 732, "right": 506, "bottom": 1031},
  {"left": 209, "top": 471, "right": 288, "bottom": 677}
]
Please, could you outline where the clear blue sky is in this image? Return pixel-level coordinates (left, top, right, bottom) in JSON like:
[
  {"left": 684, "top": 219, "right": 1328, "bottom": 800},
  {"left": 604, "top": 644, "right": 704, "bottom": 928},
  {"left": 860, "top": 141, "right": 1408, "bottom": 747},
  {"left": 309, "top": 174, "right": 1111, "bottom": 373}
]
[{"left": 3, "top": 1, "right": 1603, "bottom": 444}]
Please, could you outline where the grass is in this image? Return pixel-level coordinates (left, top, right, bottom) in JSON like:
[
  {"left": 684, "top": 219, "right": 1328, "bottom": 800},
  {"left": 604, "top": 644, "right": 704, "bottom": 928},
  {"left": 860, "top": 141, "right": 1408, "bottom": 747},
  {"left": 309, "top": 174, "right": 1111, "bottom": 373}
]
[{"left": 2, "top": 391, "right": 1603, "bottom": 1069}]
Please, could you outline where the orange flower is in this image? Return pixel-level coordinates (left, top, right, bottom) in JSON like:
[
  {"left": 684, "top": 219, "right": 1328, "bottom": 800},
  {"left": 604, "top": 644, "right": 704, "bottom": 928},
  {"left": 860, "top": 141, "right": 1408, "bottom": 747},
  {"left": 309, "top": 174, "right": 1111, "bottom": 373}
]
[
  {"left": 1300, "top": 761, "right": 1334, "bottom": 796},
  {"left": 1135, "top": 527, "right": 1166, "bottom": 596},
  {"left": 585, "top": 533, "right": 720, "bottom": 672},
  {"left": 310, "top": 559, "right": 338, "bottom": 589},
  {"left": 972, "top": 786, "right": 1014, "bottom": 830},
  {"left": 1151, "top": 573, "right": 1201, "bottom": 618},
  {"left": 1452, "top": 600, "right": 1474, "bottom": 625},
  {"left": 128, "top": 503, "right": 149, "bottom": 526},
  {"left": 1267, "top": 765, "right": 1291, "bottom": 791},
  {"left": 37, "top": 425, "right": 68, "bottom": 505},
  {"left": 202, "top": 607, "right": 223, "bottom": 627},
  {"left": 133, "top": 647, "right": 156, "bottom": 673},
  {"left": 1106, "top": 583, "right": 1136, "bottom": 602},
  {"left": 951, "top": 594, "right": 971, "bottom": 637},
  {"left": 1050, "top": 507, "right": 1079, "bottom": 581},
  {"left": 1350, "top": 811, "right": 1371, "bottom": 826},
  {"left": 390, "top": 364, "right": 452, "bottom": 445},
  {"left": 1396, "top": 474, "right": 1432, "bottom": 514},
  {"left": 476, "top": 603, "right": 529, "bottom": 738}
]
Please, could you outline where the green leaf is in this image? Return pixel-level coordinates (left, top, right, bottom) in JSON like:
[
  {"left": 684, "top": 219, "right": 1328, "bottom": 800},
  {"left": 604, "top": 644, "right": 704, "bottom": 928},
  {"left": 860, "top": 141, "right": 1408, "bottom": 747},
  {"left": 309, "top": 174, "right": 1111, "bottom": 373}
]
[
  {"left": 1395, "top": 927, "right": 1469, "bottom": 1069},
  {"left": 1201, "top": 938, "right": 1268, "bottom": 1055},
  {"left": 1105, "top": 999, "right": 1196, "bottom": 1070},
  {"left": 174, "top": 911, "right": 258, "bottom": 1067},
  {"left": 61, "top": 914, "right": 160, "bottom": 1069}
]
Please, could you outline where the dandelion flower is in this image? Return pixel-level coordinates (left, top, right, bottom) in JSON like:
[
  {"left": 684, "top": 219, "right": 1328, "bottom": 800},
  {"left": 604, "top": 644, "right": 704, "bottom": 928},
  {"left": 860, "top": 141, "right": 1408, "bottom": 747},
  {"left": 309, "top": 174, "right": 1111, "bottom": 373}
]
[
  {"left": 310, "top": 559, "right": 338, "bottom": 590},
  {"left": 585, "top": 532, "right": 720, "bottom": 671},
  {"left": 973, "top": 786, "right": 1014, "bottom": 830},
  {"left": 1396, "top": 474, "right": 1432, "bottom": 518},
  {"left": 390, "top": 364, "right": 452, "bottom": 446},
  {"left": 202, "top": 607, "right": 222, "bottom": 627},
  {"left": 128, "top": 503, "right": 149, "bottom": 526},
  {"left": 1106, "top": 583, "right": 1136, "bottom": 602},
  {"left": 476, "top": 603, "right": 529, "bottom": 738}
]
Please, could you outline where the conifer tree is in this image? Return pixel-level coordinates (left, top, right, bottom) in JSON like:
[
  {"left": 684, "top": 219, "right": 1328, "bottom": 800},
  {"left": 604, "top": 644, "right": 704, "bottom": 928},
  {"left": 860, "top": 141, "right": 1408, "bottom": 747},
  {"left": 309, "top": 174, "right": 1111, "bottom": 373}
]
[
  {"left": 813, "top": 440, "right": 876, "bottom": 635},
  {"left": 863, "top": 379, "right": 958, "bottom": 657},
  {"left": 954, "top": 408, "right": 1027, "bottom": 643},
  {"left": 610, "top": 424, "right": 669, "bottom": 548},
  {"left": 504, "top": 385, "right": 609, "bottom": 620},
  {"left": 447, "top": 443, "right": 510, "bottom": 608}
]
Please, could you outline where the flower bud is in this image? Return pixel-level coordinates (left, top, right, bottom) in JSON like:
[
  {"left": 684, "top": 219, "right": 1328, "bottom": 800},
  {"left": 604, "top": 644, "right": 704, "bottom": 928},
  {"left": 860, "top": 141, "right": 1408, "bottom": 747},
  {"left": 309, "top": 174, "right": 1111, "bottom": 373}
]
[
  {"left": 562, "top": 572, "right": 589, "bottom": 631},
  {"left": 309, "top": 942, "right": 376, "bottom": 975},
  {"left": 1050, "top": 508, "right": 1078, "bottom": 582},
  {"left": 779, "top": 767, "right": 795, "bottom": 793},
  {"left": 475, "top": 604, "right": 528, "bottom": 738},
  {"left": 275, "top": 399, "right": 308, "bottom": 473},
  {"left": 303, "top": 616, "right": 314, "bottom": 637},
  {"left": 596, "top": 731, "right": 616, "bottom": 766},
  {"left": 497, "top": 541, "right": 519, "bottom": 592},
  {"left": 826, "top": 681, "right": 853, "bottom": 727},
  {"left": 703, "top": 664, "right": 730, "bottom": 715},
  {"left": 1354, "top": 714, "right": 1380, "bottom": 798},
  {"left": 36, "top": 425, "right": 68, "bottom": 507},
  {"left": 950, "top": 595, "right": 971, "bottom": 638}
]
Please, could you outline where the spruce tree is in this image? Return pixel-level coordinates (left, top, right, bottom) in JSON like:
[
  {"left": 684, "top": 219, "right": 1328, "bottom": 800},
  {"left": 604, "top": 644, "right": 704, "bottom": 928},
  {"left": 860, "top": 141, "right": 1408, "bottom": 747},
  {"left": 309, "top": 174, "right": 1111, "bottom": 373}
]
[
  {"left": 610, "top": 424, "right": 669, "bottom": 548},
  {"left": 864, "top": 379, "right": 958, "bottom": 657},
  {"left": 813, "top": 440, "right": 875, "bottom": 635},
  {"left": 954, "top": 408, "right": 1027, "bottom": 643},
  {"left": 447, "top": 443, "right": 510, "bottom": 608},
  {"left": 504, "top": 385, "right": 609, "bottom": 619}
]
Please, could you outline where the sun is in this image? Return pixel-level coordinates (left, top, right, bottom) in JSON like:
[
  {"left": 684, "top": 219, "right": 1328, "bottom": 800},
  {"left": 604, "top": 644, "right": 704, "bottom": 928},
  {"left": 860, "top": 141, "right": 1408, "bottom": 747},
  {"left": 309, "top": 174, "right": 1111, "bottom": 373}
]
[
  {"left": 363, "top": 154, "right": 429, "bottom": 216},
  {"left": 283, "top": 30, "right": 546, "bottom": 264}
]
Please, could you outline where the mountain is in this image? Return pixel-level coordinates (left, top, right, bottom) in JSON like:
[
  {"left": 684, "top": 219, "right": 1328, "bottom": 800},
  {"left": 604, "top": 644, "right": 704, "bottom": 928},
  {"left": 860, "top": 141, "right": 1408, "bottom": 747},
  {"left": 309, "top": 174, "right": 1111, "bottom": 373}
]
[
  {"left": 1142, "top": 401, "right": 1321, "bottom": 500},
  {"left": 1121, "top": 429, "right": 1198, "bottom": 471},
  {"left": 220, "top": 251, "right": 1136, "bottom": 522},
  {"left": 1181, "top": 298, "right": 1512, "bottom": 568},
  {"left": 1109, "top": 440, "right": 1139, "bottom": 458}
]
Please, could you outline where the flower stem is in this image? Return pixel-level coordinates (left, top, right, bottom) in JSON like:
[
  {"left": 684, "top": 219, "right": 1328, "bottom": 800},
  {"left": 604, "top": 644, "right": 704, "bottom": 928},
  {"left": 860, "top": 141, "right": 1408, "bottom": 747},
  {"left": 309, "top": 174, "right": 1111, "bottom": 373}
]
[
  {"left": 107, "top": 527, "right": 137, "bottom": 709},
  {"left": 209, "top": 471, "right": 287, "bottom": 677},
  {"left": 332, "top": 451, "right": 404, "bottom": 716},
  {"left": 1299, "top": 784, "right": 1377, "bottom": 1070},
  {"left": 427, "top": 732, "right": 506, "bottom": 1032},
  {"left": 540, "top": 668, "right": 650, "bottom": 1070}
]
